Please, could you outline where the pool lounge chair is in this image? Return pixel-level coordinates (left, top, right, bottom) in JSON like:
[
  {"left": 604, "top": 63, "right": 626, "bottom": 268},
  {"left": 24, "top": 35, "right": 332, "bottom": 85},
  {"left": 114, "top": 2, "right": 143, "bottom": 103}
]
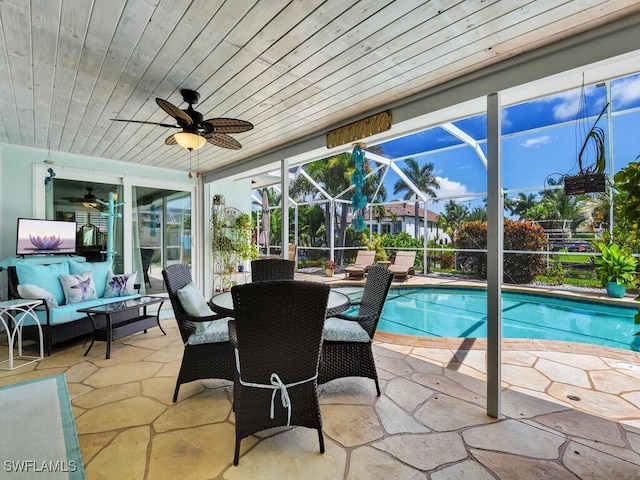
[
  {"left": 388, "top": 251, "right": 416, "bottom": 281},
  {"left": 344, "top": 250, "right": 376, "bottom": 280}
]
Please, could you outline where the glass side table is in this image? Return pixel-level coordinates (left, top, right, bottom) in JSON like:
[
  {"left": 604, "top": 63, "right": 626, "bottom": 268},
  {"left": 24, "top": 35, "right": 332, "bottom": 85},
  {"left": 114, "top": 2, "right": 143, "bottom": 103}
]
[{"left": 0, "top": 299, "right": 44, "bottom": 370}]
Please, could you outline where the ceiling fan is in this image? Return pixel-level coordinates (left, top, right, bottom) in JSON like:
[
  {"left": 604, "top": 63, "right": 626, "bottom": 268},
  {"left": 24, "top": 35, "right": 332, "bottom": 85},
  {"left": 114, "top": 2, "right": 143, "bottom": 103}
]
[
  {"left": 62, "top": 187, "right": 100, "bottom": 208},
  {"left": 111, "top": 89, "right": 253, "bottom": 150}
]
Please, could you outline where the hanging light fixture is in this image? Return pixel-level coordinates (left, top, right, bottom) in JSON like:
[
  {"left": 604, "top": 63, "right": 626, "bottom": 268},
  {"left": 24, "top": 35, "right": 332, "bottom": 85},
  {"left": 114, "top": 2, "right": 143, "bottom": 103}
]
[{"left": 174, "top": 131, "right": 206, "bottom": 150}]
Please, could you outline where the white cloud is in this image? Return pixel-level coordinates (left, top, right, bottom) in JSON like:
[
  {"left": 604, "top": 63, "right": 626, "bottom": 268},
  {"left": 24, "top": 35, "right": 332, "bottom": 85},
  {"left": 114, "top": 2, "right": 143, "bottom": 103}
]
[
  {"left": 543, "top": 84, "right": 607, "bottom": 122},
  {"left": 614, "top": 76, "right": 640, "bottom": 107},
  {"left": 434, "top": 176, "right": 470, "bottom": 199},
  {"left": 502, "top": 109, "right": 512, "bottom": 129},
  {"left": 521, "top": 135, "right": 552, "bottom": 148}
]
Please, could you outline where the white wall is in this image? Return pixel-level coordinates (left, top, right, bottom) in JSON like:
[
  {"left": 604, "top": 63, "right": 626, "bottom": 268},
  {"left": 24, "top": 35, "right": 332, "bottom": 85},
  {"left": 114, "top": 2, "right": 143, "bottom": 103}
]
[
  {"left": 0, "top": 143, "right": 199, "bottom": 299},
  {"left": 203, "top": 177, "right": 253, "bottom": 297}
]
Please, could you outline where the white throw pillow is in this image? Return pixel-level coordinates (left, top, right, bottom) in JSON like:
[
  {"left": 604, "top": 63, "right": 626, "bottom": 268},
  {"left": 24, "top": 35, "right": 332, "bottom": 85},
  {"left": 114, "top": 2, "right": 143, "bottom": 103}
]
[
  {"left": 104, "top": 272, "right": 137, "bottom": 298},
  {"left": 177, "top": 282, "right": 213, "bottom": 333},
  {"left": 59, "top": 271, "right": 97, "bottom": 304},
  {"left": 17, "top": 284, "right": 59, "bottom": 309}
]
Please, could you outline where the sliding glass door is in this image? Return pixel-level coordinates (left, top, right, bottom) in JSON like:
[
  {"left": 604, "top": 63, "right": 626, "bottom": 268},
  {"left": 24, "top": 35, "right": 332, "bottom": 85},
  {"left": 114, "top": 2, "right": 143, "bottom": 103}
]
[{"left": 133, "top": 187, "right": 191, "bottom": 294}]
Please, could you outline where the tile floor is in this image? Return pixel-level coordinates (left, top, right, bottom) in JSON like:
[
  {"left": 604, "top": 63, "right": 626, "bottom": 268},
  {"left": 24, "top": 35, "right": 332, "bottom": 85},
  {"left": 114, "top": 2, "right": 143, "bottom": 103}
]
[{"left": 1, "top": 274, "right": 640, "bottom": 479}]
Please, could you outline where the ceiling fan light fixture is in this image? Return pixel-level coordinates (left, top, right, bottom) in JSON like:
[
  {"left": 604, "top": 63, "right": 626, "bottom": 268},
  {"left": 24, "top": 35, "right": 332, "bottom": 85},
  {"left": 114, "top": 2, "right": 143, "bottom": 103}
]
[{"left": 174, "top": 132, "right": 205, "bottom": 150}]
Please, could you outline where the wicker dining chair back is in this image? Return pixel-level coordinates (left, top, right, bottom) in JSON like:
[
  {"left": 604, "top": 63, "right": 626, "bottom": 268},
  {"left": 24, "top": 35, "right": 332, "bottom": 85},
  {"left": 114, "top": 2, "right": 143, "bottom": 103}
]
[
  {"left": 351, "top": 264, "right": 395, "bottom": 338},
  {"left": 229, "top": 280, "right": 330, "bottom": 465},
  {"left": 319, "top": 264, "right": 394, "bottom": 396},
  {"left": 250, "top": 258, "right": 295, "bottom": 281},
  {"left": 162, "top": 264, "right": 234, "bottom": 402}
]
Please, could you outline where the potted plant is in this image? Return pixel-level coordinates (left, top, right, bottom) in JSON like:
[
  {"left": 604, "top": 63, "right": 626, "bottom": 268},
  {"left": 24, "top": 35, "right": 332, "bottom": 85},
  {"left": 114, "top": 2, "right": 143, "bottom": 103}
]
[
  {"left": 563, "top": 102, "right": 609, "bottom": 195},
  {"left": 593, "top": 242, "right": 637, "bottom": 297},
  {"left": 325, "top": 259, "right": 337, "bottom": 277},
  {"left": 235, "top": 213, "right": 252, "bottom": 229}
]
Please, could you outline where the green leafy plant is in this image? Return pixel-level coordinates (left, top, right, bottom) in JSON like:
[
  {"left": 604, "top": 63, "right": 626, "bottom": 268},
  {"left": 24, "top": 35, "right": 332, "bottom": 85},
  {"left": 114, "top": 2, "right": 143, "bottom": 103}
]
[
  {"left": 613, "top": 160, "right": 640, "bottom": 333},
  {"left": 546, "top": 258, "right": 565, "bottom": 286},
  {"left": 577, "top": 103, "right": 609, "bottom": 175},
  {"left": 593, "top": 242, "right": 637, "bottom": 287},
  {"left": 235, "top": 213, "right": 252, "bottom": 229}
]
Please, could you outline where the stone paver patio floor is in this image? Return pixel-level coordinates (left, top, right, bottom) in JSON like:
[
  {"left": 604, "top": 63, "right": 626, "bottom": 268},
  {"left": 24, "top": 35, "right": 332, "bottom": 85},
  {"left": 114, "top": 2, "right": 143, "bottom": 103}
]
[{"left": 1, "top": 272, "right": 640, "bottom": 478}]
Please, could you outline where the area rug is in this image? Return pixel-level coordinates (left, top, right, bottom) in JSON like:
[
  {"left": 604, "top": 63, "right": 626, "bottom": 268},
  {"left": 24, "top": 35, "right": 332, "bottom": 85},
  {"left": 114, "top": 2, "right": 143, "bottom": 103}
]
[{"left": 0, "top": 374, "right": 85, "bottom": 479}]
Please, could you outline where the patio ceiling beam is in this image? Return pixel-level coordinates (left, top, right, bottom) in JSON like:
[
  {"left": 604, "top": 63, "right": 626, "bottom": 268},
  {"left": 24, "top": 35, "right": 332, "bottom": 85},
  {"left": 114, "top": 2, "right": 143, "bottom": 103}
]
[
  {"left": 441, "top": 122, "right": 488, "bottom": 169},
  {"left": 364, "top": 150, "right": 428, "bottom": 202},
  {"left": 299, "top": 169, "right": 332, "bottom": 201}
]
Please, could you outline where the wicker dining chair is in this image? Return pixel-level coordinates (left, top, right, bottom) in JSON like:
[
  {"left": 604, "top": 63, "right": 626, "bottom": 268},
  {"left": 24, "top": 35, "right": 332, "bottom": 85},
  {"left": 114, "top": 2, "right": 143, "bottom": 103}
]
[
  {"left": 229, "top": 280, "right": 330, "bottom": 465},
  {"left": 250, "top": 258, "right": 295, "bottom": 281},
  {"left": 319, "top": 264, "right": 394, "bottom": 396},
  {"left": 162, "top": 264, "right": 235, "bottom": 402}
]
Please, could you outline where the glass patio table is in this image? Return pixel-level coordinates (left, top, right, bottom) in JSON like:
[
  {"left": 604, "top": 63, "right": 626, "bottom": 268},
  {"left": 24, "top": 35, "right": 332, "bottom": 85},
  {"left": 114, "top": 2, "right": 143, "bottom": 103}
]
[{"left": 210, "top": 289, "right": 350, "bottom": 318}]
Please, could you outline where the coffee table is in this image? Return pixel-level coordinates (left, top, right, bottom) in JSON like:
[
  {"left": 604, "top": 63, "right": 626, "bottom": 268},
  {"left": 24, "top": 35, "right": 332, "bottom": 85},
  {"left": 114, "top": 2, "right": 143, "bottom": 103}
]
[{"left": 79, "top": 296, "right": 167, "bottom": 359}]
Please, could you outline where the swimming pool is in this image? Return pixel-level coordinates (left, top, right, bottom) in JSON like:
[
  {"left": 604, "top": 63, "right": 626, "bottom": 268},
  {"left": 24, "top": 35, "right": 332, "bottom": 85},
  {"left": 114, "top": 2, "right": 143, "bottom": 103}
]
[{"left": 335, "top": 287, "right": 640, "bottom": 352}]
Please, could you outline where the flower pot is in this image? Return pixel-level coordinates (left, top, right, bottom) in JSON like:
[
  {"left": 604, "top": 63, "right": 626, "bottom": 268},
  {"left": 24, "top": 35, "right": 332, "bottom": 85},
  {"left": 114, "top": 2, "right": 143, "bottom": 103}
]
[
  {"left": 238, "top": 265, "right": 245, "bottom": 273},
  {"left": 325, "top": 268, "right": 334, "bottom": 277},
  {"left": 605, "top": 281, "right": 626, "bottom": 298},
  {"left": 563, "top": 173, "right": 606, "bottom": 195}
]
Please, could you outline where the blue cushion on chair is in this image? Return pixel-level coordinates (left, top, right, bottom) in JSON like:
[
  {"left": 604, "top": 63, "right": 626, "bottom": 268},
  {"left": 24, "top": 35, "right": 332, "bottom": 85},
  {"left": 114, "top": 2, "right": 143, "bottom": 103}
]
[
  {"left": 16, "top": 261, "right": 70, "bottom": 306},
  {"left": 186, "top": 318, "right": 231, "bottom": 345},
  {"left": 323, "top": 317, "right": 370, "bottom": 342}
]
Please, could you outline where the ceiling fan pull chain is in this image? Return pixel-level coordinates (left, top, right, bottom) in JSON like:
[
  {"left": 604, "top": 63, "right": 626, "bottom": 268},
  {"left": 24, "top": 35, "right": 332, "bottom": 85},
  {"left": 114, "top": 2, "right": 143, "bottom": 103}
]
[{"left": 188, "top": 149, "right": 193, "bottom": 179}]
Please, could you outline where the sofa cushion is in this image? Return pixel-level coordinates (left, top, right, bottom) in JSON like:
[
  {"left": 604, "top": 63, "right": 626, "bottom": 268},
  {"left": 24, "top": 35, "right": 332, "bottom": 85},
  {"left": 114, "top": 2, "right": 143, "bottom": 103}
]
[
  {"left": 68, "top": 260, "right": 112, "bottom": 298},
  {"left": 60, "top": 272, "right": 98, "bottom": 304},
  {"left": 17, "top": 294, "right": 141, "bottom": 326},
  {"left": 186, "top": 318, "right": 230, "bottom": 345},
  {"left": 323, "top": 317, "right": 370, "bottom": 342},
  {"left": 104, "top": 272, "right": 137, "bottom": 298},
  {"left": 177, "top": 282, "right": 214, "bottom": 333},
  {"left": 16, "top": 261, "right": 69, "bottom": 306},
  {"left": 17, "top": 284, "right": 59, "bottom": 309}
]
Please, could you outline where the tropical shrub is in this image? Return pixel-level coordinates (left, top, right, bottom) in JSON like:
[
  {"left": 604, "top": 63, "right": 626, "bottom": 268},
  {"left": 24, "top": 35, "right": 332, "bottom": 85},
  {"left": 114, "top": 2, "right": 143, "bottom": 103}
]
[
  {"left": 546, "top": 258, "right": 565, "bottom": 285},
  {"left": 366, "top": 234, "right": 388, "bottom": 262},
  {"left": 439, "top": 252, "right": 455, "bottom": 270},
  {"left": 456, "top": 220, "right": 548, "bottom": 283},
  {"left": 456, "top": 221, "right": 487, "bottom": 278},
  {"left": 380, "top": 231, "right": 422, "bottom": 250}
]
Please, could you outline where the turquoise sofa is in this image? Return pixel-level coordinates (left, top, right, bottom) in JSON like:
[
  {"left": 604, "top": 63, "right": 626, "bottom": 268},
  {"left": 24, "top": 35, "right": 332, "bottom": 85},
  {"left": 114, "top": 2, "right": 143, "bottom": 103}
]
[{"left": 8, "top": 260, "right": 139, "bottom": 355}]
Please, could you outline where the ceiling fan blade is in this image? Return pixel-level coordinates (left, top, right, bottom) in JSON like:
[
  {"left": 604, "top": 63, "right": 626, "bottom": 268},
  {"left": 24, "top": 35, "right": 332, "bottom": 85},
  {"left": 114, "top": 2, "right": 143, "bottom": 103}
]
[
  {"left": 165, "top": 133, "right": 178, "bottom": 146},
  {"left": 156, "top": 98, "right": 193, "bottom": 125},
  {"left": 202, "top": 118, "right": 254, "bottom": 134},
  {"left": 110, "top": 118, "right": 179, "bottom": 128},
  {"left": 206, "top": 133, "right": 242, "bottom": 150}
]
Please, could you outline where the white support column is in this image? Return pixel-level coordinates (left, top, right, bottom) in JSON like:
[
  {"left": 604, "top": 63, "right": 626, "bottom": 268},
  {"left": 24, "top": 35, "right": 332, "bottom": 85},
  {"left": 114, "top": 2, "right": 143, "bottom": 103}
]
[
  {"left": 281, "top": 158, "right": 290, "bottom": 259},
  {"left": 329, "top": 200, "right": 335, "bottom": 262},
  {"left": 486, "top": 92, "right": 503, "bottom": 418}
]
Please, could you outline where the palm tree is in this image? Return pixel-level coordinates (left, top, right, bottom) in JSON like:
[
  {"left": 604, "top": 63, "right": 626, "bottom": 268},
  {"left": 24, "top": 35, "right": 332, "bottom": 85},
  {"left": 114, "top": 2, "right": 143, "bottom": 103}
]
[
  {"left": 292, "top": 152, "right": 386, "bottom": 263},
  {"left": 437, "top": 200, "right": 470, "bottom": 245},
  {"left": 511, "top": 193, "right": 538, "bottom": 220},
  {"left": 392, "top": 159, "right": 440, "bottom": 238}
]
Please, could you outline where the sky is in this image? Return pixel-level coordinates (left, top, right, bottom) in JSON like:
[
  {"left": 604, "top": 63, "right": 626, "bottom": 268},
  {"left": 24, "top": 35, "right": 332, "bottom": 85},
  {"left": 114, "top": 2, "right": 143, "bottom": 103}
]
[{"left": 376, "top": 72, "right": 640, "bottom": 214}]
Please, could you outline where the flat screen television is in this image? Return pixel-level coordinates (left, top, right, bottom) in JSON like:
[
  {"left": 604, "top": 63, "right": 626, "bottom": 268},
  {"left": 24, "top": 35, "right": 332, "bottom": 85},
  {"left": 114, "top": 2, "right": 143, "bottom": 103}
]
[{"left": 16, "top": 218, "right": 77, "bottom": 256}]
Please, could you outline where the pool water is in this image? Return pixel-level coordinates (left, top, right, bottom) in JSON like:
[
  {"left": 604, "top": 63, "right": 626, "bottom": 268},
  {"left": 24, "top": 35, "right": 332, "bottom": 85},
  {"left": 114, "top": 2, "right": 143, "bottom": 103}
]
[{"left": 336, "top": 287, "right": 640, "bottom": 352}]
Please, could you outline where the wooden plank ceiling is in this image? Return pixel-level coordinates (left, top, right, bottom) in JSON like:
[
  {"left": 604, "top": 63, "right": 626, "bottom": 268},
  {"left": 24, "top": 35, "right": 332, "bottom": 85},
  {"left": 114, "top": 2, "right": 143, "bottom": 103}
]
[{"left": 1, "top": 0, "right": 639, "bottom": 176}]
